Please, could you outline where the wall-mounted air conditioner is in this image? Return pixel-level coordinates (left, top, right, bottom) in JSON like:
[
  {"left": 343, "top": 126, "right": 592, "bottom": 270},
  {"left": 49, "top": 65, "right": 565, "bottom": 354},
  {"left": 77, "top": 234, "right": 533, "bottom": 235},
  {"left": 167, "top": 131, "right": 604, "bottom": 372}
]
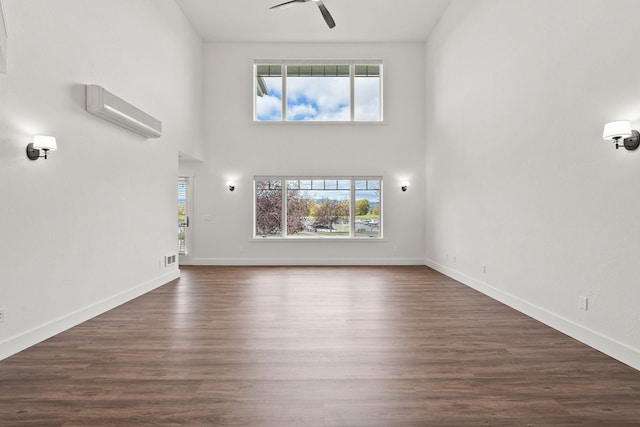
[{"left": 85, "top": 84, "right": 162, "bottom": 138}]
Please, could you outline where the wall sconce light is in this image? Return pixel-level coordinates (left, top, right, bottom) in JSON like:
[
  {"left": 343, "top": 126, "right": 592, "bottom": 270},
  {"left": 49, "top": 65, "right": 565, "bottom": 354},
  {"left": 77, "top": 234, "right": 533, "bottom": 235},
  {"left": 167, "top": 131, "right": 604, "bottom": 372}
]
[
  {"left": 26, "top": 135, "right": 57, "bottom": 160},
  {"left": 227, "top": 181, "right": 235, "bottom": 192},
  {"left": 401, "top": 182, "right": 410, "bottom": 192},
  {"left": 602, "top": 121, "right": 640, "bottom": 150}
]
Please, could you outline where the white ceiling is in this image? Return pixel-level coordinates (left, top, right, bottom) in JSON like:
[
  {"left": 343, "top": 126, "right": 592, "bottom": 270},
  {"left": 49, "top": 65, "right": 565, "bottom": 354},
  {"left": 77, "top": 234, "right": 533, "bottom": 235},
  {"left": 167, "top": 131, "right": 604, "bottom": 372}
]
[{"left": 175, "top": 0, "right": 452, "bottom": 43}]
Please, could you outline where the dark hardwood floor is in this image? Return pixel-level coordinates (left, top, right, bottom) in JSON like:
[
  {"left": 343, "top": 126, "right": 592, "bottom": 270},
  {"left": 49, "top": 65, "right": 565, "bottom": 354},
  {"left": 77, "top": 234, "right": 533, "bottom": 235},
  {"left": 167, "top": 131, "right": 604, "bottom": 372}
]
[{"left": 1, "top": 266, "right": 640, "bottom": 426}]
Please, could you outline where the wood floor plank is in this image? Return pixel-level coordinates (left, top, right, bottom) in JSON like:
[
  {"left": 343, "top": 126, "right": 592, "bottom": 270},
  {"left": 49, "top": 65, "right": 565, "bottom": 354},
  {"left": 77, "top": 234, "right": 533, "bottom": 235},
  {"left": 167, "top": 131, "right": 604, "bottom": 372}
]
[{"left": 1, "top": 266, "right": 640, "bottom": 426}]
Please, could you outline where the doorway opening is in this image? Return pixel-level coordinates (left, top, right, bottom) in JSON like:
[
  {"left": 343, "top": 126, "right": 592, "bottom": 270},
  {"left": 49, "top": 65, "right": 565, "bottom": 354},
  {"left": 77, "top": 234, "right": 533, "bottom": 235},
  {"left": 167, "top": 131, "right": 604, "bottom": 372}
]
[{"left": 178, "top": 176, "right": 190, "bottom": 256}]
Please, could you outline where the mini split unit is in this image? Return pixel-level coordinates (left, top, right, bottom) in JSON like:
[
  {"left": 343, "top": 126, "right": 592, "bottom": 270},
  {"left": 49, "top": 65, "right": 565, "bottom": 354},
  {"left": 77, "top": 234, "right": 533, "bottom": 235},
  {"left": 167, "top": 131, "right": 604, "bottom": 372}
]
[{"left": 85, "top": 84, "right": 162, "bottom": 138}]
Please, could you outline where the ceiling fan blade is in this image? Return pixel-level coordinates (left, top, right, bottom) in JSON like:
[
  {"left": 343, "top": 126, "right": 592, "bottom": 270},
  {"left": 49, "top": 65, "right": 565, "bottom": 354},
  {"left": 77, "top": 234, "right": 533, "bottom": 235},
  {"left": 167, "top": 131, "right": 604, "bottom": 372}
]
[
  {"left": 270, "top": 0, "right": 306, "bottom": 10},
  {"left": 316, "top": 1, "right": 336, "bottom": 29}
]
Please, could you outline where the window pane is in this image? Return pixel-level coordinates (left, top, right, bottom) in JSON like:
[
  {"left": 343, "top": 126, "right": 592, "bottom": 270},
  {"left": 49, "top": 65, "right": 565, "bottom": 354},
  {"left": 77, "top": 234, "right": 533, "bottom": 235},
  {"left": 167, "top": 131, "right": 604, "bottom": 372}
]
[
  {"left": 255, "top": 176, "right": 382, "bottom": 239},
  {"left": 255, "top": 62, "right": 382, "bottom": 122},
  {"left": 256, "top": 65, "right": 282, "bottom": 121},
  {"left": 354, "top": 66, "right": 381, "bottom": 121},
  {"left": 255, "top": 179, "right": 282, "bottom": 236},
  {"left": 286, "top": 68, "right": 350, "bottom": 121},
  {"left": 337, "top": 180, "right": 351, "bottom": 190},
  {"left": 285, "top": 179, "right": 316, "bottom": 236},
  {"left": 178, "top": 178, "right": 188, "bottom": 255},
  {"left": 354, "top": 65, "right": 380, "bottom": 76},
  {"left": 287, "top": 186, "right": 309, "bottom": 236},
  {"left": 355, "top": 179, "right": 381, "bottom": 238},
  {"left": 287, "top": 65, "right": 349, "bottom": 77},
  {"left": 325, "top": 180, "right": 338, "bottom": 190},
  {"left": 300, "top": 180, "right": 312, "bottom": 190},
  {"left": 288, "top": 179, "right": 350, "bottom": 237},
  {"left": 307, "top": 183, "right": 350, "bottom": 236},
  {"left": 367, "top": 180, "right": 380, "bottom": 190}
]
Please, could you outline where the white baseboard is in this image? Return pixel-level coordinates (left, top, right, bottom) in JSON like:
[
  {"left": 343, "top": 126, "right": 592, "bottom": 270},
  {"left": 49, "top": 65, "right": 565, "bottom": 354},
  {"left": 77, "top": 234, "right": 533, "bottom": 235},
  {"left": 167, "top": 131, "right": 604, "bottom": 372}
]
[
  {"left": 425, "top": 258, "right": 640, "bottom": 372},
  {"left": 0, "top": 269, "right": 180, "bottom": 361},
  {"left": 189, "top": 257, "right": 425, "bottom": 266}
]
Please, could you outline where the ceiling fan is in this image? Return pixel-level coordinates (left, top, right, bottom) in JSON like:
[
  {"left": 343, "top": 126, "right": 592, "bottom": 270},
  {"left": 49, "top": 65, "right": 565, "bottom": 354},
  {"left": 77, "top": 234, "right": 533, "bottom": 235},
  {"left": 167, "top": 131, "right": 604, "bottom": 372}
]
[{"left": 270, "top": 0, "right": 336, "bottom": 29}]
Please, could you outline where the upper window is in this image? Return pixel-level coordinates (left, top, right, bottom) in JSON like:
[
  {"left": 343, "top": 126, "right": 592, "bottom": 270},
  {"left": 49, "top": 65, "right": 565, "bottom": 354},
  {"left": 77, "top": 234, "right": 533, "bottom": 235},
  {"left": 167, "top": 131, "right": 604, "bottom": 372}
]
[
  {"left": 254, "top": 176, "right": 382, "bottom": 239},
  {"left": 254, "top": 61, "right": 383, "bottom": 122}
]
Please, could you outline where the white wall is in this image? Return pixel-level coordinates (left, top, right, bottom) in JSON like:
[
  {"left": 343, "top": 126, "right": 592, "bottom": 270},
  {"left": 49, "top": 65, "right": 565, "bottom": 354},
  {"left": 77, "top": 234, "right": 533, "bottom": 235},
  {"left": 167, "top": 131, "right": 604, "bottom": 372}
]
[
  {"left": 180, "top": 42, "right": 425, "bottom": 265},
  {"left": 0, "top": 0, "right": 7, "bottom": 73},
  {"left": 426, "top": 0, "right": 640, "bottom": 370},
  {"left": 0, "top": 0, "right": 203, "bottom": 360}
]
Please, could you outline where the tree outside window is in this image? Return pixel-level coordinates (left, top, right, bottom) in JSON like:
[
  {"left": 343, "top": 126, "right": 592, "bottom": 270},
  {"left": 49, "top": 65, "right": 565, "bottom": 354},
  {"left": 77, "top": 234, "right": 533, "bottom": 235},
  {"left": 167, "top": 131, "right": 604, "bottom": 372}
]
[{"left": 255, "top": 177, "right": 382, "bottom": 239}]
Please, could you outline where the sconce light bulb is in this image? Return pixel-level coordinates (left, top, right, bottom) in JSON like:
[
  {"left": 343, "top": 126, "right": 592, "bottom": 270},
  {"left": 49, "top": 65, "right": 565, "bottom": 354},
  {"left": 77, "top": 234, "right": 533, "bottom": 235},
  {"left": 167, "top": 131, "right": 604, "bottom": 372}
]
[
  {"left": 602, "top": 121, "right": 640, "bottom": 150},
  {"left": 26, "top": 135, "right": 57, "bottom": 161}
]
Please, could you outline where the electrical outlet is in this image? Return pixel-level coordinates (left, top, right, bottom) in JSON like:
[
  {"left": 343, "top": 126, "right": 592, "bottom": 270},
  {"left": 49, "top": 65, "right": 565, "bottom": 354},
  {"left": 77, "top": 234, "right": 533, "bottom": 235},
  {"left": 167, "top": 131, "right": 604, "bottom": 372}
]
[
  {"left": 482, "top": 264, "right": 487, "bottom": 274},
  {"left": 0, "top": 308, "right": 6, "bottom": 322},
  {"left": 579, "top": 296, "right": 588, "bottom": 311}
]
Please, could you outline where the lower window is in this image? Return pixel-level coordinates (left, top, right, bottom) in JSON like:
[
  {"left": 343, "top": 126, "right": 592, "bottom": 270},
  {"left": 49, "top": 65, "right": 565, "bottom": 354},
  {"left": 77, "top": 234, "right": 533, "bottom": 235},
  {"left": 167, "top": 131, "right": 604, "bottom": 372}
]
[{"left": 254, "top": 177, "right": 382, "bottom": 239}]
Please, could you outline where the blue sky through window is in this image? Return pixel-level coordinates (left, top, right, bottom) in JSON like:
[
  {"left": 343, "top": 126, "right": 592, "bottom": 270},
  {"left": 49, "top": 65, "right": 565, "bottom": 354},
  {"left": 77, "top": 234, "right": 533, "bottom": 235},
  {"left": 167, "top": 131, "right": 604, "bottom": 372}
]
[
  {"left": 287, "top": 76, "right": 349, "bottom": 121},
  {"left": 256, "top": 77, "right": 282, "bottom": 121},
  {"left": 256, "top": 68, "right": 381, "bottom": 121}
]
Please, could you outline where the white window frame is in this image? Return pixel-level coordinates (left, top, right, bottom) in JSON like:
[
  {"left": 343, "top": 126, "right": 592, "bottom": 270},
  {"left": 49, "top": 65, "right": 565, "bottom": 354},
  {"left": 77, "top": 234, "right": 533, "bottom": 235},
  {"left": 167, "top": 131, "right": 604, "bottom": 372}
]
[
  {"left": 253, "top": 176, "right": 383, "bottom": 240},
  {"left": 253, "top": 60, "right": 383, "bottom": 122},
  {"left": 178, "top": 176, "right": 191, "bottom": 256}
]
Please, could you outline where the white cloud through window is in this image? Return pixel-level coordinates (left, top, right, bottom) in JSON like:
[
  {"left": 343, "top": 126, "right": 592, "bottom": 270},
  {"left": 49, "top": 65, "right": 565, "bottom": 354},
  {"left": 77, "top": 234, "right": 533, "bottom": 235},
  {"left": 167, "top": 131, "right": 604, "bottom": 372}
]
[{"left": 255, "top": 62, "right": 382, "bottom": 122}]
